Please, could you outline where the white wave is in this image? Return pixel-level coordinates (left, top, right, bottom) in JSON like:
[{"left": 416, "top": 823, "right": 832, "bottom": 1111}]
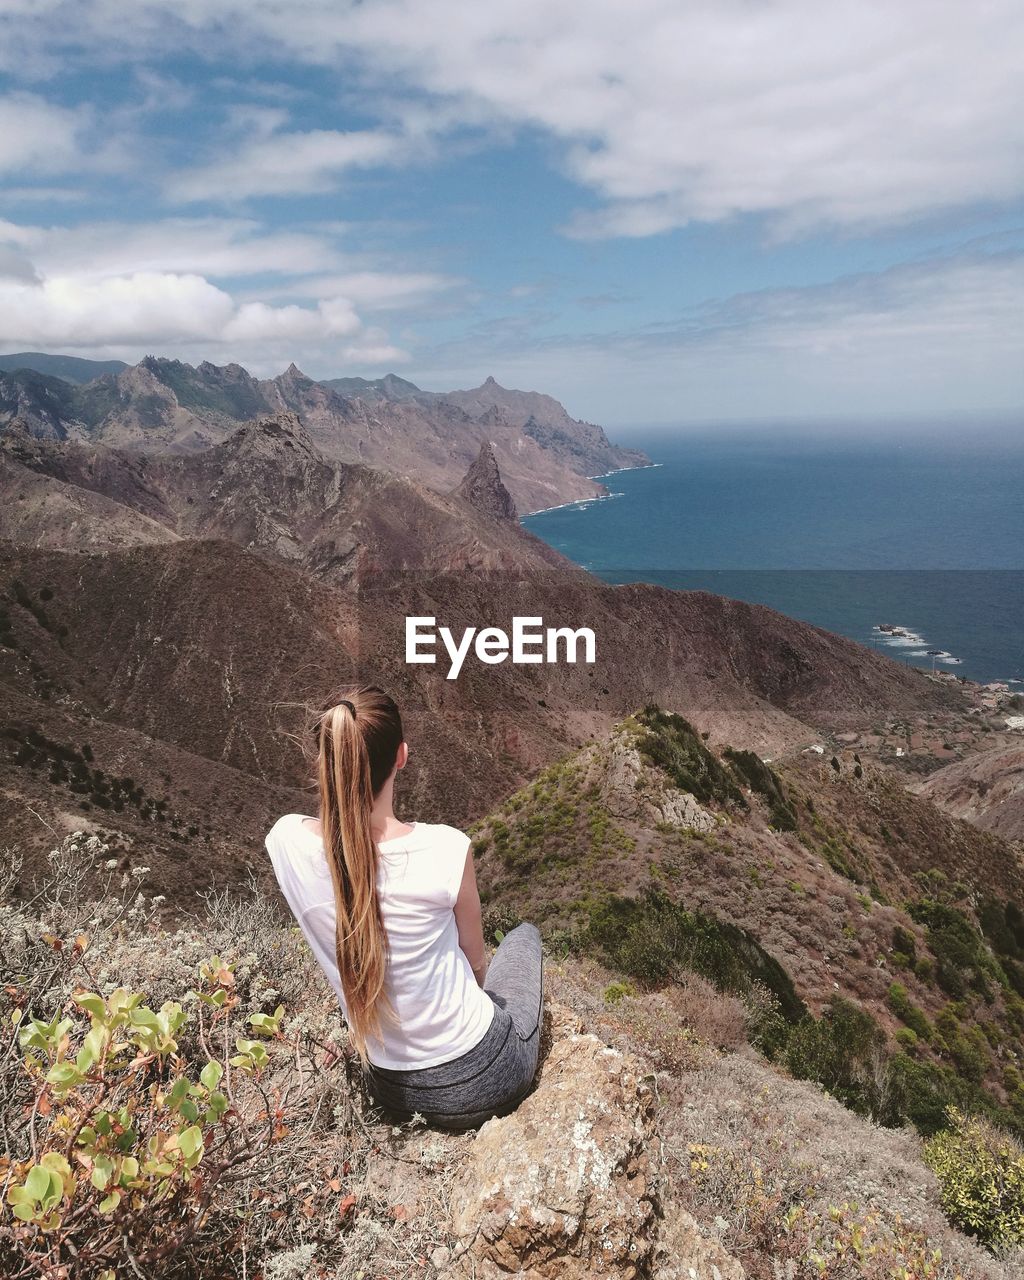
[
  {"left": 588, "top": 462, "right": 665, "bottom": 480},
  {"left": 522, "top": 490, "right": 625, "bottom": 518}
]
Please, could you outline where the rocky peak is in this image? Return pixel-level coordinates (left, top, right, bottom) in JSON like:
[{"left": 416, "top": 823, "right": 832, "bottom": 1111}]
[
  {"left": 454, "top": 440, "right": 518, "bottom": 522},
  {"left": 476, "top": 404, "right": 511, "bottom": 427},
  {"left": 197, "top": 360, "right": 252, "bottom": 382},
  {"left": 218, "top": 413, "right": 322, "bottom": 466},
  {"left": 137, "top": 355, "right": 189, "bottom": 380}
]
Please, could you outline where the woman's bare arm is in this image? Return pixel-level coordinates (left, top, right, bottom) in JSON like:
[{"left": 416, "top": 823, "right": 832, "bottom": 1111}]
[{"left": 454, "top": 850, "right": 488, "bottom": 987}]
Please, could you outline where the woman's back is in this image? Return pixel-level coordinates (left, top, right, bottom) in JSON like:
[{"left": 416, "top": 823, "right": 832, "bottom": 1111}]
[{"left": 266, "top": 813, "right": 494, "bottom": 1069}]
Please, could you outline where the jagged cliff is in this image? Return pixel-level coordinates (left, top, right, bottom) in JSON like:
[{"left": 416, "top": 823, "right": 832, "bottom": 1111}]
[{"left": 0, "top": 356, "right": 647, "bottom": 513}]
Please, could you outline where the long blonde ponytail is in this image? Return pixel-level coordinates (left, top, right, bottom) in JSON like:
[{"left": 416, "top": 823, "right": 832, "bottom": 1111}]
[{"left": 314, "top": 686, "right": 403, "bottom": 1061}]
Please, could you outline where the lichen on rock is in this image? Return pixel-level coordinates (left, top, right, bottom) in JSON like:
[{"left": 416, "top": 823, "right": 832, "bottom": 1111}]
[{"left": 447, "top": 1004, "right": 658, "bottom": 1277}]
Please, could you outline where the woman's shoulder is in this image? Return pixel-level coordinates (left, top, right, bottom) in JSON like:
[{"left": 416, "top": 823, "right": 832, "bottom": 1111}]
[
  {"left": 265, "top": 813, "right": 318, "bottom": 857},
  {"left": 407, "top": 822, "right": 471, "bottom": 852}
]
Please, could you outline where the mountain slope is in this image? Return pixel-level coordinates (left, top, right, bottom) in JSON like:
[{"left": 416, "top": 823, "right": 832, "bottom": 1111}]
[
  {"left": 434, "top": 373, "right": 647, "bottom": 476},
  {"left": 0, "top": 416, "right": 568, "bottom": 577},
  {"left": 915, "top": 741, "right": 1024, "bottom": 841},
  {"left": 0, "top": 442, "right": 180, "bottom": 550},
  {"left": 472, "top": 710, "right": 1024, "bottom": 1135},
  {"left": 321, "top": 372, "right": 422, "bottom": 400},
  {"left": 0, "top": 526, "right": 966, "bottom": 889},
  {"left": 4, "top": 836, "right": 1015, "bottom": 1280}
]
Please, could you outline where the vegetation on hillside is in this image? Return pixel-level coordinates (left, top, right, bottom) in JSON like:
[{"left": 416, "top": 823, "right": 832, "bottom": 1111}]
[
  {"left": 472, "top": 709, "right": 1024, "bottom": 1149},
  {"left": 2, "top": 831, "right": 1022, "bottom": 1277},
  {"left": 0, "top": 836, "right": 459, "bottom": 1279},
  {"left": 634, "top": 706, "right": 746, "bottom": 809}
]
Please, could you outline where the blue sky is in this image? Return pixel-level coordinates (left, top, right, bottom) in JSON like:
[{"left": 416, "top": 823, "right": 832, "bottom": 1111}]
[{"left": 0, "top": 1, "right": 1022, "bottom": 428}]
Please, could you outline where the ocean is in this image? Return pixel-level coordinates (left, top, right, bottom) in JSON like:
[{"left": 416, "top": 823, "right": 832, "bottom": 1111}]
[{"left": 522, "top": 430, "right": 1024, "bottom": 686}]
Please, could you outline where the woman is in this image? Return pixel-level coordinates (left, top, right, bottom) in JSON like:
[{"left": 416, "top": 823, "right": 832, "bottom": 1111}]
[{"left": 265, "top": 685, "right": 543, "bottom": 1130}]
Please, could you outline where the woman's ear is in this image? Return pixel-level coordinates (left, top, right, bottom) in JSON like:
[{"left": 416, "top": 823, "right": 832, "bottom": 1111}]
[{"left": 396, "top": 741, "right": 409, "bottom": 771}]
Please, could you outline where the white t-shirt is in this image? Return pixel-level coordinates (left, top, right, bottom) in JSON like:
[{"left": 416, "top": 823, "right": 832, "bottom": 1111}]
[{"left": 265, "top": 814, "right": 495, "bottom": 1070}]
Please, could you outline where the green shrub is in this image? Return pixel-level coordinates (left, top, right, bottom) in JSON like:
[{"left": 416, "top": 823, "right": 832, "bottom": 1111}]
[
  {"left": 634, "top": 707, "right": 745, "bottom": 809},
  {"left": 925, "top": 1109, "right": 1024, "bottom": 1250},
  {"left": 722, "top": 748, "right": 797, "bottom": 831},
  {"left": 892, "top": 925, "right": 918, "bottom": 965},
  {"left": 603, "top": 981, "right": 636, "bottom": 1006},
  {"left": 887, "top": 983, "right": 932, "bottom": 1041},
  {"left": 583, "top": 888, "right": 805, "bottom": 1022},
  {"left": 908, "top": 899, "right": 1002, "bottom": 999},
  {"left": 934, "top": 1005, "right": 991, "bottom": 1083},
  {"left": 979, "top": 898, "right": 1024, "bottom": 996},
  {"left": 482, "top": 903, "right": 522, "bottom": 945},
  {"left": 784, "top": 998, "right": 894, "bottom": 1121},
  {"left": 4, "top": 962, "right": 285, "bottom": 1275}
]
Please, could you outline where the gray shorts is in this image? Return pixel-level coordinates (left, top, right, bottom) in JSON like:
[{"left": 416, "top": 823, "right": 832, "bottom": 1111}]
[{"left": 366, "top": 922, "right": 543, "bottom": 1131}]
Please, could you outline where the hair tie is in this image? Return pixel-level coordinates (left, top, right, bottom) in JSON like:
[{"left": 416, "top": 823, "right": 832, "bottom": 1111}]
[{"left": 338, "top": 699, "right": 356, "bottom": 717}]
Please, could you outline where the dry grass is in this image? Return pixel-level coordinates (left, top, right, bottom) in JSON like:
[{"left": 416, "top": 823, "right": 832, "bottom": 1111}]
[
  {"left": 3, "top": 835, "right": 1022, "bottom": 1280},
  {"left": 658, "top": 1051, "right": 1023, "bottom": 1280},
  {"left": 547, "top": 955, "right": 1024, "bottom": 1280},
  {"left": 0, "top": 834, "right": 468, "bottom": 1279}
]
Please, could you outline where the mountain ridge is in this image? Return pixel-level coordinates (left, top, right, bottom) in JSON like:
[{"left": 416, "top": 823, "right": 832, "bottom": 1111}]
[{"left": 0, "top": 354, "right": 648, "bottom": 514}]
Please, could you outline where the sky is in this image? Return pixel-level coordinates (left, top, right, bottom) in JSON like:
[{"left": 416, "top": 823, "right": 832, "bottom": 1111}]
[{"left": 0, "top": 0, "right": 1022, "bottom": 429}]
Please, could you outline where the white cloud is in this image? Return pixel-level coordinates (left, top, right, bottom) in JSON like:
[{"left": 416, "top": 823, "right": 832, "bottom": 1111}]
[
  {"left": 8, "top": 0, "right": 1019, "bottom": 235},
  {"left": 0, "top": 214, "right": 440, "bottom": 369},
  {"left": 340, "top": 329, "right": 411, "bottom": 365},
  {"left": 1, "top": 272, "right": 237, "bottom": 346},
  {"left": 0, "top": 269, "right": 365, "bottom": 347},
  {"left": 4, "top": 217, "right": 347, "bottom": 280},
  {"left": 168, "top": 127, "right": 407, "bottom": 202},
  {"left": 267, "top": 270, "right": 459, "bottom": 310},
  {"left": 0, "top": 92, "right": 86, "bottom": 175}
]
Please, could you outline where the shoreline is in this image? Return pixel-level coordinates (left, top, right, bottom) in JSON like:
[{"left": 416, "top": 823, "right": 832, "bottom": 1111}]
[
  {"left": 521, "top": 461, "right": 663, "bottom": 519},
  {"left": 588, "top": 462, "right": 664, "bottom": 481},
  {"left": 520, "top": 490, "right": 625, "bottom": 519}
]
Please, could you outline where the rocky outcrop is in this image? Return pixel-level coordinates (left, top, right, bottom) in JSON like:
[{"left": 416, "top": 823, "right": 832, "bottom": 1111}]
[
  {"left": 454, "top": 441, "right": 518, "bottom": 523},
  {"left": 447, "top": 1005, "right": 657, "bottom": 1278},
  {"left": 599, "top": 732, "right": 718, "bottom": 833},
  {"left": 443, "top": 1003, "right": 745, "bottom": 1279},
  {"left": 652, "top": 1212, "right": 745, "bottom": 1280}
]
